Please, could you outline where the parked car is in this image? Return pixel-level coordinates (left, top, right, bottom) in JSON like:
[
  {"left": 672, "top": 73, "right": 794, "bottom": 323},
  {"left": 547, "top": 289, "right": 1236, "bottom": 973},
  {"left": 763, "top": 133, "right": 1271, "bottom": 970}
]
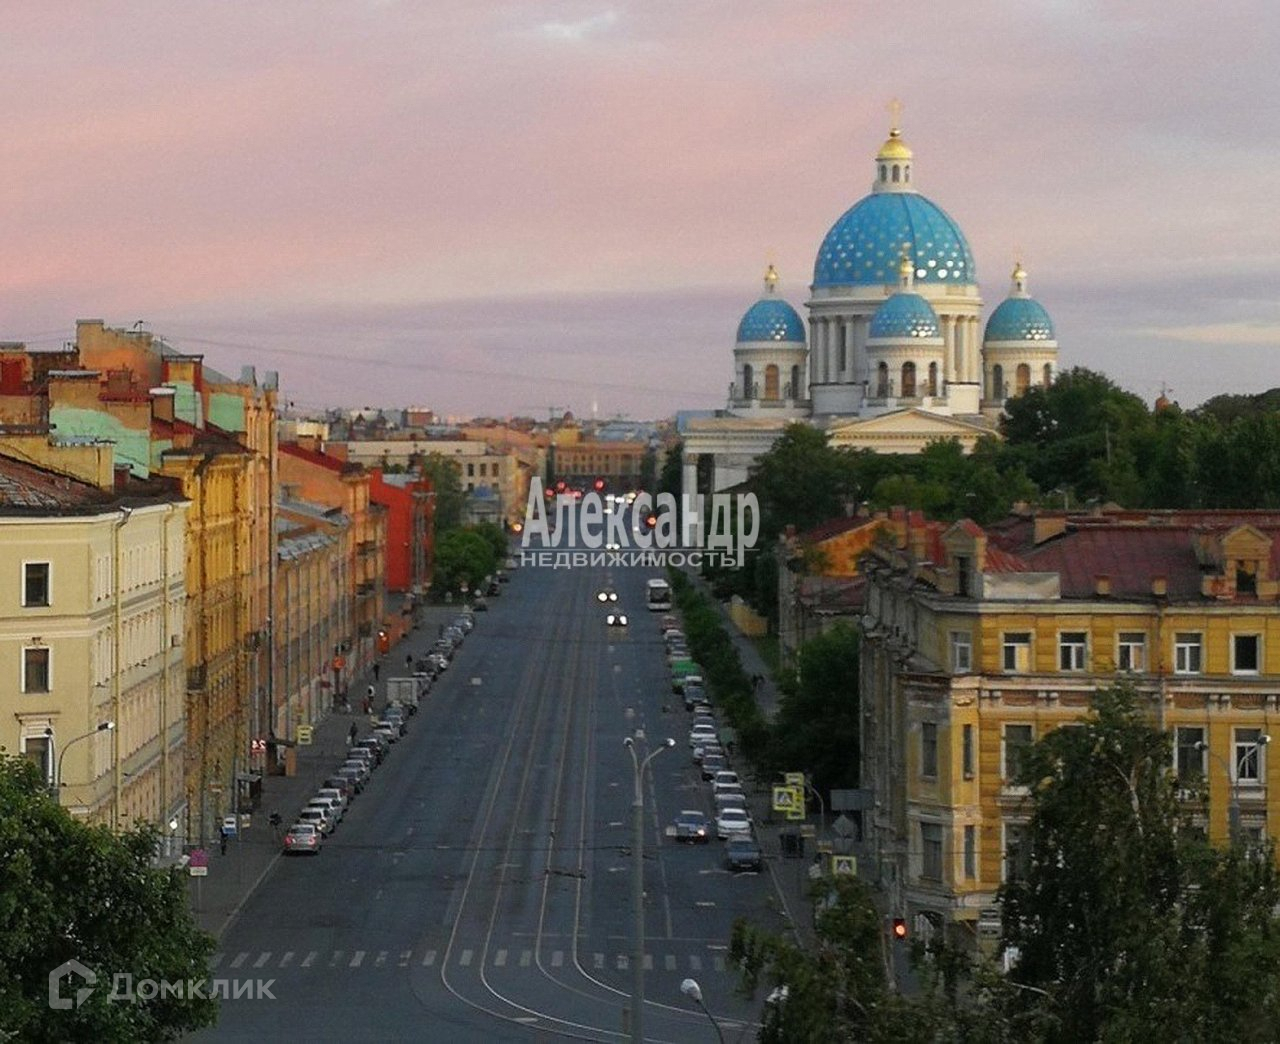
[
  {"left": 472, "top": 596, "right": 489, "bottom": 611},
  {"left": 716, "top": 807, "right": 753, "bottom": 839},
  {"left": 335, "top": 765, "right": 366, "bottom": 793},
  {"left": 283, "top": 823, "right": 321, "bottom": 855},
  {"left": 693, "top": 743, "right": 724, "bottom": 765},
  {"left": 296, "top": 807, "right": 333, "bottom": 837},
  {"left": 315, "top": 787, "right": 349, "bottom": 817},
  {"left": 673, "top": 810, "right": 710, "bottom": 843},
  {"left": 725, "top": 836, "right": 763, "bottom": 872},
  {"left": 713, "top": 787, "right": 746, "bottom": 811},
  {"left": 689, "top": 724, "right": 718, "bottom": 747},
  {"left": 308, "top": 794, "right": 344, "bottom": 824},
  {"left": 486, "top": 580, "right": 501, "bottom": 596},
  {"left": 346, "top": 748, "right": 376, "bottom": 773},
  {"left": 701, "top": 755, "right": 727, "bottom": 781},
  {"left": 373, "top": 724, "right": 399, "bottom": 746},
  {"left": 325, "top": 776, "right": 356, "bottom": 801},
  {"left": 356, "top": 736, "right": 388, "bottom": 763},
  {"left": 713, "top": 771, "right": 741, "bottom": 795}
]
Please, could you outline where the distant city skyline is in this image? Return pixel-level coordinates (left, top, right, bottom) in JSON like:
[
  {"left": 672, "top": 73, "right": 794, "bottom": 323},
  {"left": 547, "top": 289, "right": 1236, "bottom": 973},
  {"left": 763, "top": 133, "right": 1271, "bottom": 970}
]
[{"left": 2, "top": 4, "right": 1277, "bottom": 419}]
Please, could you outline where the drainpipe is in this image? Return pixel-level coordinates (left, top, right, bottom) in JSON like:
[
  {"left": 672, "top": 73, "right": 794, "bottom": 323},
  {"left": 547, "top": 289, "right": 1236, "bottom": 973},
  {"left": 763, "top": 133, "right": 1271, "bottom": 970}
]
[
  {"left": 113, "top": 505, "right": 132, "bottom": 829},
  {"left": 159, "top": 503, "right": 171, "bottom": 850}
]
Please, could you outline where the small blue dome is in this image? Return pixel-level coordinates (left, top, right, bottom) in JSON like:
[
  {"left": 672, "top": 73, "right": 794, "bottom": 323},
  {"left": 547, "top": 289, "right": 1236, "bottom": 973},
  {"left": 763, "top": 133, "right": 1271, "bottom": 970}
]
[
  {"left": 985, "top": 297, "right": 1055, "bottom": 342},
  {"left": 870, "top": 292, "right": 941, "bottom": 339},
  {"left": 813, "top": 192, "right": 976, "bottom": 288},
  {"left": 736, "top": 298, "right": 805, "bottom": 343}
]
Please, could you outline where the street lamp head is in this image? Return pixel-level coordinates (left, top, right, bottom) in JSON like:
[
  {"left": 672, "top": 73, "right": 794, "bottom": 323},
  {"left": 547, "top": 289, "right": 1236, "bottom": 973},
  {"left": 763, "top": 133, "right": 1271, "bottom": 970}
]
[
  {"left": 663, "top": 737, "right": 675, "bottom": 749},
  {"left": 99, "top": 721, "right": 115, "bottom": 731},
  {"left": 1260, "top": 735, "right": 1272, "bottom": 746},
  {"left": 168, "top": 817, "right": 179, "bottom": 832},
  {"left": 680, "top": 978, "right": 703, "bottom": 1003},
  {"left": 622, "top": 736, "right": 634, "bottom": 749},
  {"left": 1194, "top": 740, "right": 1208, "bottom": 752}
]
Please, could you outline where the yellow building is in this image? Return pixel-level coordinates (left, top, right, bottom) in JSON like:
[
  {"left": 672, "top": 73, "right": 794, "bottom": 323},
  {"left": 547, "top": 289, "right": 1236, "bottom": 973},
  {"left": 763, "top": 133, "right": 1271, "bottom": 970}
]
[
  {"left": 0, "top": 444, "right": 187, "bottom": 836},
  {"left": 860, "top": 509, "right": 1280, "bottom": 952}
]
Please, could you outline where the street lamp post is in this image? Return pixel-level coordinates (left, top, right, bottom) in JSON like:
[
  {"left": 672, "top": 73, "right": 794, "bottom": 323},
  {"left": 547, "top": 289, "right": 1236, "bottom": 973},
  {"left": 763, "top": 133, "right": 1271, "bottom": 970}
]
[
  {"left": 680, "top": 978, "right": 726, "bottom": 1044},
  {"left": 52, "top": 721, "right": 115, "bottom": 808},
  {"left": 623, "top": 733, "right": 674, "bottom": 1044},
  {"left": 1196, "top": 736, "right": 1270, "bottom": 843}
]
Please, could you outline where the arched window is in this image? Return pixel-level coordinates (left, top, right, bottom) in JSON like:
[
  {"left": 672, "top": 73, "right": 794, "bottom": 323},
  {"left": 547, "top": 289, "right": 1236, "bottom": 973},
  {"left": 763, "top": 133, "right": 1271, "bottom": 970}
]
[
  {"left": 904, "top": 166, "right": 911, "bottom": 183},
  {"left": 879, "top": 164, "right": 887, "bottom": 181},
  {"left": 901, "top": 362, "right": 916, "bottom": 398},
  {"left": 876, "top": 362, "right": 889, "bottom": 398},
  {"left": 741, "top": 364, "right": 753, "bottom": 401},
  {"left": 1043, "top": 363, "right": 1053, "bottom": 387},
  {"left": 790, "top": 365, "right": 801, "bottom": 401},
  {"left": 892, "top": 164, "right": 901, "bottom": 183},
  {"left": 764, "top": 364, "right": 780, "bottom": 400},
  {"left": 1016, "top": 363, "right": 1031, "bottom": 396},
  {"left": 927, "top": 362, "right": 938, "bottom": 397},
  {"left": 992, "top": 364, "right": 1004, "bottom": 401}
]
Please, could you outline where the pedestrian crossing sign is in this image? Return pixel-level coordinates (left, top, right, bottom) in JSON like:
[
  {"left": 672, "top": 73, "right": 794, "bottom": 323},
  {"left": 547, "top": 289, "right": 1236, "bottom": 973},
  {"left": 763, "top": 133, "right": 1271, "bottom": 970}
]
[
  {"left": 772, "top": 784, "right": 804, "bottom": 815},
  {"left": 296, "top": 725, "right": 313, "bottom": 746},
  {"left": 831, "top": 854, "right": 857, "bottom": 876}
]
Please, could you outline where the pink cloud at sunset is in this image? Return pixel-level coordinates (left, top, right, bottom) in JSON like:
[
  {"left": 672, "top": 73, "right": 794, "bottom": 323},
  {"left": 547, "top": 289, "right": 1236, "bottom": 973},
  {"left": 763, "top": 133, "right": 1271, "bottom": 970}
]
[{"left": 0, "top": 2, "right": 1277, "bottom": 417}]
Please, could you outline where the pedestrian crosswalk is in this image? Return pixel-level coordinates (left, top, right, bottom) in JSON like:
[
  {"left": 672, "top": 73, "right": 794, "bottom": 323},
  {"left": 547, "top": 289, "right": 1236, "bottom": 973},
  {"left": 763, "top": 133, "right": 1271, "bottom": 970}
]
[{"left": 209, "top": 947, "right": 730, "bottom": 975}]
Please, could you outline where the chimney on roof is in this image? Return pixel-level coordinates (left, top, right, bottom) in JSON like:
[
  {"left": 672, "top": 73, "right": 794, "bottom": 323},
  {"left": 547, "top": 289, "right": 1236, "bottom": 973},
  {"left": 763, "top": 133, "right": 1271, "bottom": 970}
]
[
  {"left": 1152, "top": 576, "right": 1168, "bottom": 598},
  {"left": 1033, "top": 515, "right": 1067, "bottom": 545},
  {"left": 113, "top": 464, "right": 130, "bottom": 492},
  {"left": 1094, "top": 575, "right": 1111, "bottom": 597},
  {"left": 150, "top": 386, "right": 175, "bottom": 424}
]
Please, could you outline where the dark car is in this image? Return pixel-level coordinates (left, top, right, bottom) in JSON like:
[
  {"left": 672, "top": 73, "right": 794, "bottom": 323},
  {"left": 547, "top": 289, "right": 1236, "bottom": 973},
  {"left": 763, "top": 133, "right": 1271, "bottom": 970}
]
[
  {"left": 725, "top": 836, "right": 763, "bottom": 872},
  {"left": 356, "top": 736, "right": 388, "bottom": 763},
  {"left": 487, "top": 580, "right": 501, "bottom": 597},
  {"left": 673, "top": 810, "right": 710, "bottom": 843},
  {"left": 701, "top": 754, "right": 726, "bottom": 781},
  {"left": 325, "top": 776, "right": 357, "bottom": 800}
]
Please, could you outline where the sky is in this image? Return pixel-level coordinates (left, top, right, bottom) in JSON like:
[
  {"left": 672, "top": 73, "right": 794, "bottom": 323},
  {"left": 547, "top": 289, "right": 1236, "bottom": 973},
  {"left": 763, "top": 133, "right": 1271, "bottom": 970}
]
[{"left": 2, "top": 2, "right": 1279, "bottom": 420}]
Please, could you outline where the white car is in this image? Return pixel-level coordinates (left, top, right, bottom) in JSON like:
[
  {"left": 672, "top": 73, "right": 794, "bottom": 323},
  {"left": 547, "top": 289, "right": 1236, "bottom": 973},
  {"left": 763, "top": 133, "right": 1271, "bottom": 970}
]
[
  {"left": 689, "top": 725, "right": 718, "bottom": 747},
  {"left": 712, "top": 771, "right": 741, "bottom": 795},
  {"left": 296, "top": 806, "right": 334, "bottom": 836},
  {"left": 716, "top": 807, "right": 753, "bottom": 839},
  {"left": 714, "top": 786, "right": 746, "bottom": 811}
]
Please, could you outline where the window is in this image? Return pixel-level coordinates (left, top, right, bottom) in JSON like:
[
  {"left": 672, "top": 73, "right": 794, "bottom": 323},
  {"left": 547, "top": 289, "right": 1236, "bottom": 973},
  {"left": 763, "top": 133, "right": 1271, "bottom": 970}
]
[
  {"left": 1232, "top": 634, "right": 1260, "bottom": 675},
  {"left": 921, "top": 722, "right": 938, "bottom": 778},
  {"left": 1234, "top": 728, "right": 1266, "bottom": 784},
  {"left": 951, "top": 631, "right": 972, "bottom": 672},
  {"left": 1117, "top": 632, "right": 1146, "bottom": 672},
  {"left": 764, "top": 364, "right": 780, "bottom": 400},
  {"left": 466, "top": 463, "right": 475, "bottom": 477},
  {"left": 1058, "top": 632, "right": 1088, "bottom": 672},
  {"left": 1003, "top": 822, "right": 1030, "bottom": 882},
  {"left": 963, "top": 825, "right": 976, "bottom": 880},
  {"left": 1002, "top": 633, "right": 1032, "bottom": 673},
  {"left": 1003, "top": 724, "right": 1034, "bottom": 783},
  {"left": 921, "top": 822, "right": 943, "bottom": 881},
  {"left": 876, "top": 361, "right": 889, "bottom": 398},
  {"left": 1236, "top": 562, "right": 1257, "bottom": 595},
  {"left": 962, "top": 724, "right": 975, "bottom": 778},
  {"left": 23, "top": 647, "right": 50, "bottom": 693},
  {"left": 927, "top": 361, "right": 938, "bottom": 397},
  {"left": 742, "top": 363, "right": 754, "bottom": 398},
  {"left": 23, "top": 562, "right": 50, "bottom": 607},
  {"left": 1175, "top": 727, "right": 1206, "bottom": 783},
  {"left": 901, "top": 362, "right": 916, "bottom": 398},
  {"left": 1174, "top": 633, "right": 1203, "bottom": 675},
  {"left": 22, "top": 731, "right": 52, "bottom": 784}
]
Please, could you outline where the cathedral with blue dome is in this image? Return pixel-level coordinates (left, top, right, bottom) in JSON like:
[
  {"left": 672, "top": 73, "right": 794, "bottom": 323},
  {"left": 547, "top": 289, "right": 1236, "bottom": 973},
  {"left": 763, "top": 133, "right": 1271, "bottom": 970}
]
[{"left": 683, "top": 114, "right": 1062, "bottom": 493}]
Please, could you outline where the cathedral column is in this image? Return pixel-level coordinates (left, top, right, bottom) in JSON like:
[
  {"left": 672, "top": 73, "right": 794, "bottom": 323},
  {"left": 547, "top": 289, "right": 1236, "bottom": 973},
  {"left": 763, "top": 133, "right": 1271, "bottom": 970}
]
[
  {"left": 682, "top": 452, "right": 699, "bottom": 504},
  {"left": 942, "top": 316, "right": 956, "bottom": 385}
]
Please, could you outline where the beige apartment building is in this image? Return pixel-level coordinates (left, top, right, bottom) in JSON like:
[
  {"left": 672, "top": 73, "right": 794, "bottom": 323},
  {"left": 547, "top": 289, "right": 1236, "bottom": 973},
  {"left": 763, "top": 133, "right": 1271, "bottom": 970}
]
[{"left": 0, "top": 446, "right": 187, "bottom": 836}]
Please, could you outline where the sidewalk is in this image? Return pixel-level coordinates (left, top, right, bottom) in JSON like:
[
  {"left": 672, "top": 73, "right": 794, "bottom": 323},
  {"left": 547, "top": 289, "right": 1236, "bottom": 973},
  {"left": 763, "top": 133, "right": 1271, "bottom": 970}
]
[
  {"left": 185, "top": 603, "right": 468, "bottom": 939},
  {"left": 681, "top": 569, "right": 821, "bottom": 950}
]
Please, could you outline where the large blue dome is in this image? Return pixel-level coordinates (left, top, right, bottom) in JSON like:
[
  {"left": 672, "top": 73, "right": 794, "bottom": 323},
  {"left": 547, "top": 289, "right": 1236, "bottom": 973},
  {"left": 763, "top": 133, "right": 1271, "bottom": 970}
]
[
  {"left": 736, "top": 297, "right": 806, "bottom": 343},
  {"left": 985, "top": 297, "right": 1055, "bottom": 342},
  {"left": 813, "top": 192, "right": 976, "bottom": 288},
  {"left": 870, "top": 292, "right": 941, "bottom": 339}
]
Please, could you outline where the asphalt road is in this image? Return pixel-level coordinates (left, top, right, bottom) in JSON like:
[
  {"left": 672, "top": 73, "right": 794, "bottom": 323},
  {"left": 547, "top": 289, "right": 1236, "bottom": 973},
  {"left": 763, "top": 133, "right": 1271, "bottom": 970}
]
[{"left": 195, "top": 559, "right": 791, "bottom": 1042}]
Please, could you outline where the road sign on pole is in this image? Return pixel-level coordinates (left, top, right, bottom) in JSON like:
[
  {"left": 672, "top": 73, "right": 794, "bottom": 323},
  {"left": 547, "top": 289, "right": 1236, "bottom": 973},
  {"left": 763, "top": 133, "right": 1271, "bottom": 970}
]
[
  {"left": 784, "top": 772, "right": 806, "bottom": 787},
  {"left": 832, "top": 854, "right": 857, "bottom": 876},
  {"left": 296, "top": 725, "right": 314, "bottom": 745},
  {"left": 772, "top": 784, "right": 805, "bottom": 815}
]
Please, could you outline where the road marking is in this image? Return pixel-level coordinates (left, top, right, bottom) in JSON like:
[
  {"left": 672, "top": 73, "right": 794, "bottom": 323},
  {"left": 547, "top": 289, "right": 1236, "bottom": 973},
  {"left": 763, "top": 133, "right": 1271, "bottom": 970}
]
[
  {"left": 209, "top": 953, "right": 224, "bottom": 969},
  {"left": 495, "top": 949, "right": 508, "bottom": 967},
  {"left": 515, "top": 1017, "right": 538, "bottom": 1025},
  {"left": 460, "top": 949, "right": 474, "bottom": 967},
  {"left": 374, "top": 951, "right": 387, "bottom": 967},
  {"left": 330, "top": 951, "right": 343, "bottom": 967},
  {"left": 617, "top": 955, "right": 628, "bottom": 970},
  {"left": 593, "top": 953, "right": 604, "bottom": 970},
  {"left": 643, "top": 954, "right": 653, "bottom": 970},
  {"left": 520, "top": 950, "right": 531, "bottom": 967},
  {"left": 399, "top": 950, "right": 411, "bottom": 967},
  {"left": 279, "top": 951, "right": 294, "bottom": 968},
  {"left": 230, "top": 952, "right": 248, "bottom": 969},
  {"left": 253, "top": 952, "right": 272, "bottom": 968},
  {"left": 551, "top": 950, "right": 564, "bottom": 967},
  {"left": 689, "top": 955, "right": 702, "bottom": 971},
  {"left": 665, "top": 955, "right": 677, "bottom": 971},
  {"left": 695, "top": 900, "right": 717, "bottom": 908},
  {"left": 607, "top": 821, "right": 623, "bottom": 828},
  {"left": 422, "top": 950, "right": 437, "bottom": 967},
  {"left": 301, "top": 952, "right": 317, "bottom": 968},
  {"left": 350, "top": 951, "right": 365, "bottom": 968}
]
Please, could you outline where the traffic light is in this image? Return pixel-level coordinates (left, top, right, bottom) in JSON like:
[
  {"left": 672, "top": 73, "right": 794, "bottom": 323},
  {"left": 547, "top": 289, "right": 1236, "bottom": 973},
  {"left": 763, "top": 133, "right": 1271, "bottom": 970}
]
[{"left": 891, "top": 917, "right": 908, "bottom": 941}]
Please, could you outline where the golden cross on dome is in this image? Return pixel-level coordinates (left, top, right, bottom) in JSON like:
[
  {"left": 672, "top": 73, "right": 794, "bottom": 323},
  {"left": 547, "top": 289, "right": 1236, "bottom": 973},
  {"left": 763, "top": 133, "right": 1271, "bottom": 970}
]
[
  {"left": 764, "top": 261, "right": 779, "bottom": 293},
  {"left": 887, "top": 98, "right": 903, "bottom": 135}
]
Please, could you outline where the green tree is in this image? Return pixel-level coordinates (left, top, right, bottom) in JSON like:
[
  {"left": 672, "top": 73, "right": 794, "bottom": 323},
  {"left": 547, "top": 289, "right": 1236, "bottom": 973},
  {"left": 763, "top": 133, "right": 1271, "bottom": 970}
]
[
  {"left": 998, "top": 684, "right": 1280, "bottom": 1041},
  {"left": 749, "top": 424, "right": 856, "bottom": 542},
  {"left": 469, "top": 521, "right": 509, "bottom": 559},
  {"left": 0, "top": 757, "right": 216, "bottom": 1041},
  {"left": 432, "top": 528, "right": 498, "bottom": 594},
  {"left": 768, "top": 623, "right": 861, "bottom": 796},
  {"left": 418, "top": 453, "right": 465, "bottom": 533}
]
